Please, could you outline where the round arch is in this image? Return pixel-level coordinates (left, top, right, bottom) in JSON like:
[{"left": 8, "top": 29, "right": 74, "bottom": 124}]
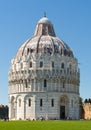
[{"left": 60, "top": 95, "right": 69, "bottom": 119}]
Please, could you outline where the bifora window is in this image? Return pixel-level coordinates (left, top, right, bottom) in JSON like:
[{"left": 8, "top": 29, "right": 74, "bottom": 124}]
[{"left": 40, "top": 61, "right": 43, "bottom": 67}]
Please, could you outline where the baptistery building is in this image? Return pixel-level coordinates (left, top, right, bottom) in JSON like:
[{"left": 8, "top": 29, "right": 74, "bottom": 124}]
[{"left": 8, "top": 16, "right": 80, "bottom": 120}]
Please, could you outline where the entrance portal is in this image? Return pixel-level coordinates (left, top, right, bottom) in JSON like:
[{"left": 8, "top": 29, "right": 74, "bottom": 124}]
[{"left": 60, "top": 106, "right": 65, "bottom": 119}]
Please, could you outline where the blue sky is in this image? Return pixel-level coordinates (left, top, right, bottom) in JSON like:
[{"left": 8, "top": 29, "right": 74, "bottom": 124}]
[{"left": 0, "top": 0, "right": 91, "bottom": 104}]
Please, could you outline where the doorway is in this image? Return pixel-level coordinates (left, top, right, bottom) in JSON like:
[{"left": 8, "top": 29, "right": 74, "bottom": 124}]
[{"left": 60, "top": 106, "right": 65, "bottom": 119}]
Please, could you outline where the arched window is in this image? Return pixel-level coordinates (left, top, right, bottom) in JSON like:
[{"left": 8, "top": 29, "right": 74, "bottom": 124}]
[
  {"left": 42, "top": 25, "right": 48, "bottom": 35},
  {"left": 11, "top": 96, "right": 15, "bottom": 103},
  {"left": 51, "top": 99, "right": 54, "bottom": 107},
  {"left": 40, "top": 99, "right": 43, "bottom": 107},
  {"left": 69, "top": 64, "right": 72, "bottom": 69},
  {"left": 60, "top": 97, "right": 65, "bottom": 103},
  {"left": 64, "top": 49, "right": 67, "bottom": 56},
  {"left": 40, "top": 61, "right": 43, "bottom": 68},
  {"left": 30, "top": 61, "right": 32, "bottom": 68},
  {"left": 14, "top": 64, "right": 16, "bottom": 70},
  {"left": 67, "top": 68, "right": 69, "bottom": 74},
  {"left": 19, "top": 99, "right": 21, "bottom": 107},
  {"left": 28, "top": 79, "right": 30, "bottom": 83},
  {"left": 28, "top": 99, "right": 31, "bottom": 107},
  {"left": 61, "top": 62, "right": 64, "bottom": 69},
  {"left": 61, "top": 49, "right": 62, "bottom": 55},
  {"left": 27, "top": 48, "right": 30, "bottom": 55},
  {"left": 52, "top": 61, "right": 54, "bottom": 68},
  {"left": 71, "top": 100, "right": 73, "bottom": 108},
  {"left": 63, "top": 82, "right": 65, "bottom": 88},
  {"left": 25, "top": 79, "right": 28, "bottom": 88},
  {"left": 44, "top": 79, "right": 47, "bottom": 87},
  {"left": 21, "top": 63, "right": 23, "bottom": 69}
]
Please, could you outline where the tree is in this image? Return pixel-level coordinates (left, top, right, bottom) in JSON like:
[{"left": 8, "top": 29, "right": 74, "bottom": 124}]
[
  {"left": 79, "top": 97, "right": 84, "bottom": 119},
  {"left": 84, "top": 99, "right": 88, "bottom": 103},
  {"left": 88, "top": 98, "right": 91, "bottom": 103}
]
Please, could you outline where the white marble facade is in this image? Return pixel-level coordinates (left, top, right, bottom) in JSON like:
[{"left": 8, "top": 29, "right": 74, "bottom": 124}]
[{"left": 8, "top": 16, "right": 80, "bottom": 120}]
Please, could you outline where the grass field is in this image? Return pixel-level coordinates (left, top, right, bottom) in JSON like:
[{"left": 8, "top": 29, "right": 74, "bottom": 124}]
[{"left": 0, "top": 120, "right": 91, "bottom": 130}]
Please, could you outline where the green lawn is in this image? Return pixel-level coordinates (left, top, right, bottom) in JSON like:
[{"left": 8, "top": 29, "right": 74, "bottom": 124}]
[{"left": 0, "top": 120, "right": 91, "bottom": 130}]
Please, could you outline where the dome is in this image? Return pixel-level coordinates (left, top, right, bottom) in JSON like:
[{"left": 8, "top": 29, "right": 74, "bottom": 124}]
[
  {"left": 15, "top": 16, "right": 74, "bottom": 60},
  {"left": 38, "top": 17, "right": 51, "bottom": 24},
  {"left": 34, "top": 16, "right": 56, "bottom": 37}
]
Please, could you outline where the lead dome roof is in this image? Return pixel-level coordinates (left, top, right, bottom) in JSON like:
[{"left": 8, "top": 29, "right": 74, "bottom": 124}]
[{"left": 15, "top": 16, "right": 74, "bottom": 59}]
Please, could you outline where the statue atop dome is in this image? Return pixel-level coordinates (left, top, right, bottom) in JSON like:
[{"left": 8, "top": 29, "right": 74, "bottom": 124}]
[{"left": 44, "top": 12, "right": 46, "bottom": 17}]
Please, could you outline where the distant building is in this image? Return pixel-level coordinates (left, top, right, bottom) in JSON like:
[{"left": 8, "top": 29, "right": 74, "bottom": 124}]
[
  {"left": 8, "top": 16, "right": 80, "bottom": 120},
  {"left": 84, "top": 102, "right": 91, "bottom": 119}
]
